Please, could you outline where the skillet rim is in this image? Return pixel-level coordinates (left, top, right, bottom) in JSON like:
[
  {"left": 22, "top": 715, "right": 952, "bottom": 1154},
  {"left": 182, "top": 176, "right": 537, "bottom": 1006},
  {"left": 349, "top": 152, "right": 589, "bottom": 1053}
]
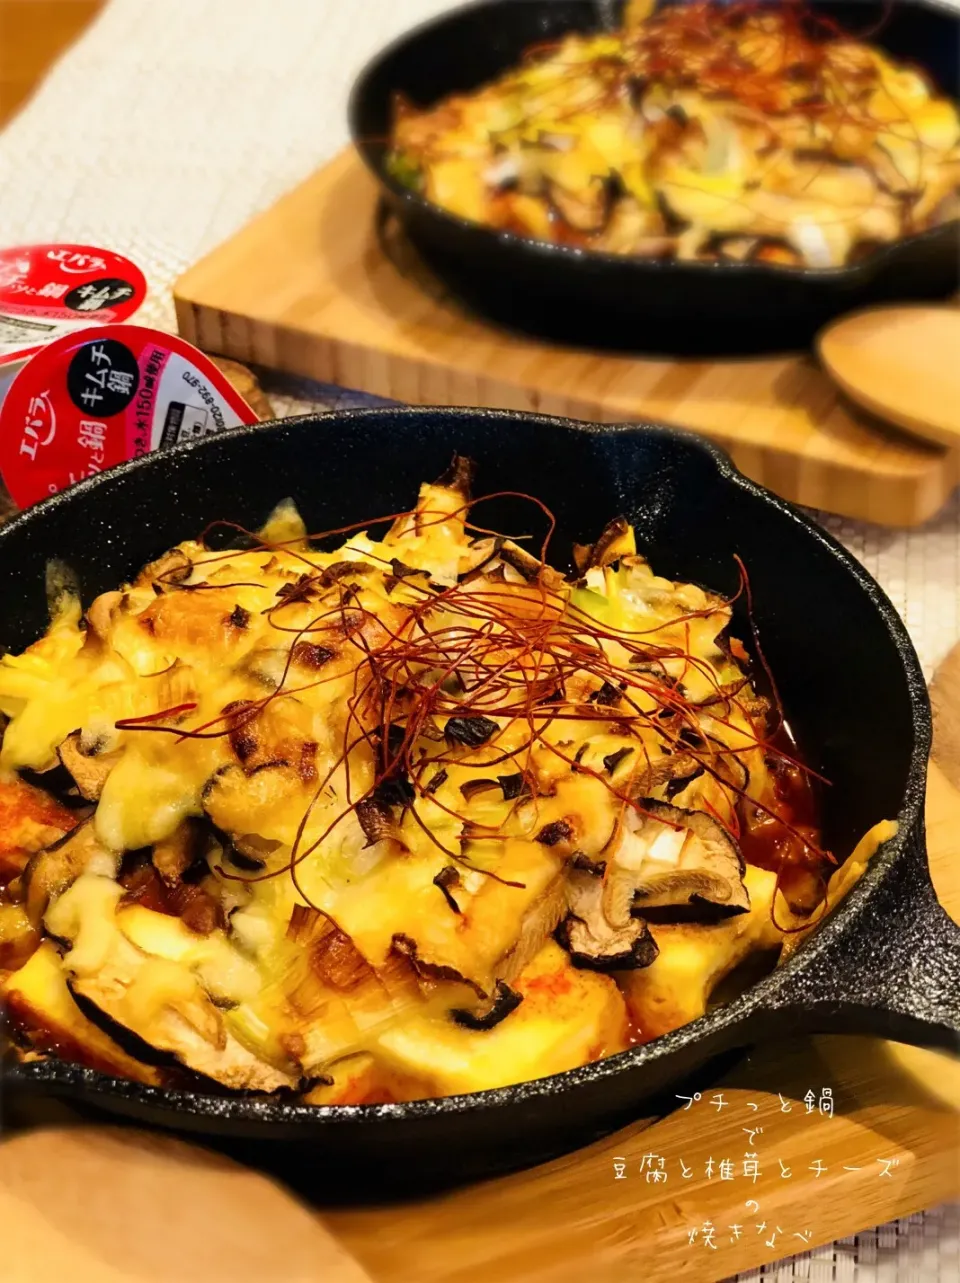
[
  {"left": 348, "top": 0, "right": 960, "bottom": 286},
  {"left": 0, "top": 407, "right": 931, "bottom": 1127}
]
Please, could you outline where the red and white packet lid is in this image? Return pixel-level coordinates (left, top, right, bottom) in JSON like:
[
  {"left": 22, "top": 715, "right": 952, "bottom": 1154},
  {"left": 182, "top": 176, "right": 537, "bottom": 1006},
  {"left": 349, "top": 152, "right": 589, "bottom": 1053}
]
[
  {"left": 0, "top": 244, "right": 147, "bottom": 368},
  {"left": 0, "top": 324, "right": 260, "bottom": 511}
]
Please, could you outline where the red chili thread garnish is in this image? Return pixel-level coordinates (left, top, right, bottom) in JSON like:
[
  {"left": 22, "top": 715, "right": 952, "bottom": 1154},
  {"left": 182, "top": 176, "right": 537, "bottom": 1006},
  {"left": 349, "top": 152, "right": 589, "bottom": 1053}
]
[
  {"left": 115, "top": 489, "right": 834, "bottom": 930},
  {"left": 115, "top": 702, "right": 197, "bottom": 728}
]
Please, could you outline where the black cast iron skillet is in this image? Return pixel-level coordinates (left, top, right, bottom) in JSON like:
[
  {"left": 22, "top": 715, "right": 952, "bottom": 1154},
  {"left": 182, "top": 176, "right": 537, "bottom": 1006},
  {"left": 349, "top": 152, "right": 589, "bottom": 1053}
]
[
  {"left": 2, "top": 409, "right": 959, "bottom": 1189},
  {"left": 349, "top": 0, "right": 960, "bottom": 354}
]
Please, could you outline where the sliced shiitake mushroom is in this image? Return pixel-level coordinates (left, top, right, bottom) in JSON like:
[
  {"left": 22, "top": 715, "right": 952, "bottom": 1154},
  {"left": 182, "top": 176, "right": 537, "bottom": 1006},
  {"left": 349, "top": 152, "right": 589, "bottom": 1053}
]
[
  {"left": 71, "top": 966, "right": 298, "bottom": 1094},
  {"left": 606, "top": 801, "right": 749, "bottom": 917},
  {"left": 57, "top": 730, "right": 124, "bottom": 801},
  {"left": 151, "top": 818, "right": 208, "bottom": 888},
  {"left": 19, "top": 819, "right": 117, "bottom": 927},
  {"left": 459, "top": 778, "right": 500, "bottom": 803},
  {"left": 459, "top": 537, "right": 564, "bottom": 591},
  {"left": 434, "top": 452, "right": 475, "bottom": 497},
  {"left": 444, "top": 716, "right": 499, "bottom": 748},
  {"left": 556, "top": 865, "right": 659, "bottom": 972},
  {"left": 457, "top": 537, "right": 506, "bottom": 582},
  {"left": 603, "top": 746, "right": 635, "bottom": 776},
  {"left": 135, "top": 547, "right": 193, "bottom": 590},
  {"left": 450, "top": 980, "right": 523, "bottom": 1030},
  {"left": 572, "top": 517, "right": 634, "bottom": 575},
  {"left": 80, "top": 591, "right": 125, "bottom": 653},
  {"left": 670, "top": 735, "right": 749, "bottom": 808},
  {"left": 636, "top": 749, "right": 700, "bottom": 796},
  {"left": 44, "top": 879, "right": 299, "bottom": 1092},
  {"left": 220, "top": 830, "right": 282, "bottom": 872},
  {"left": 119, "top": 850, "right": 226, "bottom": 938},
  {"left": 498, "top": 539, "right": 563, "bottom": 590},
  {"left": 391, "top": 932, "right": 486, "bottom": 998}
]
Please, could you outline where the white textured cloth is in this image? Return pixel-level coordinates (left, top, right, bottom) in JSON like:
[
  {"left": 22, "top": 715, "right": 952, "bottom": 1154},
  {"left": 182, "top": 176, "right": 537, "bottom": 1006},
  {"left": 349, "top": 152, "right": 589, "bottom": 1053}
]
[
  {"left": 728, "top": 1203, "right": 960, "bottom": 1283},
  {"left": 0, "top": 2, "right": 957, "bottom": 1279}
]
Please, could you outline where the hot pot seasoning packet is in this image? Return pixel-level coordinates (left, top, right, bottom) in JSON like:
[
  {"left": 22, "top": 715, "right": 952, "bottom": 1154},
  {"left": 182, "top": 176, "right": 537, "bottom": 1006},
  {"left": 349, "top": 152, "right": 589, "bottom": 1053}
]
[
  {"left": 0, "top": 245, "right": 147, "bottom": 406},
  {"left": 0, "top": 324, "right": 260, "bottom": 511}
]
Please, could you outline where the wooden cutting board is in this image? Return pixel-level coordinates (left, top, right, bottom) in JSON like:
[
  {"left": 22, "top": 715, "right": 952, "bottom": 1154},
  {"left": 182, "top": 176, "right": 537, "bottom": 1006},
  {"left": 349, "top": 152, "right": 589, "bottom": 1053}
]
[
  {"left": 173, "top": 149, "right": 959, "bottom": 528},
  {"left": 3, "top": 649, "right": 959, "bottom": 1283}
]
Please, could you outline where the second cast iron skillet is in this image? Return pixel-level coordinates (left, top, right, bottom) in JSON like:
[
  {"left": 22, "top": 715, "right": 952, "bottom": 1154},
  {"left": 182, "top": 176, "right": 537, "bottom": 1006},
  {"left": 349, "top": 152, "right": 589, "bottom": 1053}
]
[
  {"left": 349, "top": 0, "right": 960, "bottom": 354},
  {"left": 2, "top": 409, "right": 958, "bottom": 1188}
]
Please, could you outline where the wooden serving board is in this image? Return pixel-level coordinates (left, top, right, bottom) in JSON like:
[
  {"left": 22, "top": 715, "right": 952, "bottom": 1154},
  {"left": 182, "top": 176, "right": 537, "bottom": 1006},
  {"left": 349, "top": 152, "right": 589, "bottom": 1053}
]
[
  {"left": 173, "top": 149, "right": 959, "bottom": 528},
  {"left": 3, "top": 651, "right": 959, "bottom": 1283}
]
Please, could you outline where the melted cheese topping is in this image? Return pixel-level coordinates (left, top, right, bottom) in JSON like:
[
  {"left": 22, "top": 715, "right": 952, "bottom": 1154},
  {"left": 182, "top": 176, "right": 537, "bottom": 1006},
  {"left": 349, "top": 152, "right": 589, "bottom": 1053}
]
[
  {"left": 0, "top": 469, "right": 886, "bottom": 1100},
  {"left": 390, "top": 3, "right": 960, "bottom": 267}
]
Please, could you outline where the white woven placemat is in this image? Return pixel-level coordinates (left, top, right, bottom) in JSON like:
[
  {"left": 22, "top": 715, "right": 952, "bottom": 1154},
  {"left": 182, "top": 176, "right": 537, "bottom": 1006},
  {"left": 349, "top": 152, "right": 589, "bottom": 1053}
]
[{"left": 0, "top": 2, "right": 956, "bottom": 1277}]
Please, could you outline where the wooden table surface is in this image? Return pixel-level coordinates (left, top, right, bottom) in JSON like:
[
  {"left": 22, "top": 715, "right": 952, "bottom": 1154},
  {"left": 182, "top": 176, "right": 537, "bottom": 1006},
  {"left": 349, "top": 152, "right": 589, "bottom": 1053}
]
[
  {"left": 1, "top": 9, "right": 957, "bottom": 1278},
  {"left": 0, "top": 0, "right": 104, "bottom": 128}
]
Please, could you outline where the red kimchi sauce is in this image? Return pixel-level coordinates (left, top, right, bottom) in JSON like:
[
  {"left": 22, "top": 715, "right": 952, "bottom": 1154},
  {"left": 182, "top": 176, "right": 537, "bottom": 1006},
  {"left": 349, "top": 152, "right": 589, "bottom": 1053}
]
[{"left": 738, "top": 722, "right": 830, "bottom": 913}]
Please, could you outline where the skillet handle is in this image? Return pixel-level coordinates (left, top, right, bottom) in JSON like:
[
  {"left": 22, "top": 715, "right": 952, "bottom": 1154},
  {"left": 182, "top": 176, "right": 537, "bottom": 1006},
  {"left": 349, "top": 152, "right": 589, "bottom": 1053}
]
[{"left": 766, "top": 824, "right": 960, "bottom": 1054}]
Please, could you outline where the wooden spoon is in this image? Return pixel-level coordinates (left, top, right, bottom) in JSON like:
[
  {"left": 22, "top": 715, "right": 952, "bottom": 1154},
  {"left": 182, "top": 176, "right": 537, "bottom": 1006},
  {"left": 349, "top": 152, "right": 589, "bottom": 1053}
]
[
  {"left": 817, "top": 305, "right": 960, "bottom": 450},
  {"left": 931, "top": 640, "right": 960, "bottom": 792}
]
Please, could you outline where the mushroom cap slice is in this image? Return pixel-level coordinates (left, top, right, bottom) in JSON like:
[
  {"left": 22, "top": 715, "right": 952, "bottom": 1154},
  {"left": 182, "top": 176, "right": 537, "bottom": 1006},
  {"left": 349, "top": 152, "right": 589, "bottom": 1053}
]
[
  {"left": 57, "top": 731, "right": 124, "bottom": 802},
  {"left": 572, "top": 517, "right": 636, "bottom": 575},
  {"left": 38, "top": 871, "right": 297, "bottom": 1093},
  {"left": 557, "top": 865, "right": 659, "bottom": 972},
  {"left": 48, "top": 883, "right": 299, "bottom": 1093},
  {"left": 71, "top": 963, "right": 298, "bottom": 1094},
  {"left": 19, "top": 819, "right": 117, "bottom": 927},
  {"left": 450, "top": 980, "right": 523, "bottom": 1030},
  {"left": 606, "top": 800, "right": 749, "bottom": 916}
]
